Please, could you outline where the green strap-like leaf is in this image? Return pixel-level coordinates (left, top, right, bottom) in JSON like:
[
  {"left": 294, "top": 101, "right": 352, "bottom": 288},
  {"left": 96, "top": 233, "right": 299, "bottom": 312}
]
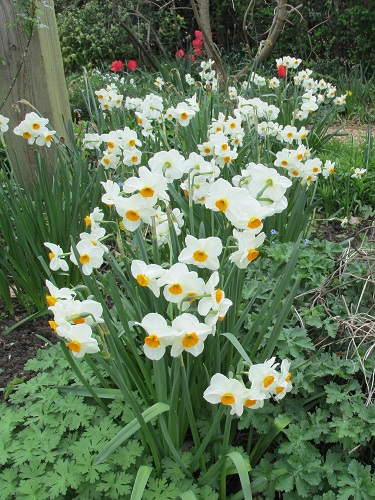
[
  {"left": 57, "top": 386, "right": 123, "bottom": 399},
  {"left": 227, "top": 452, "right": 252, "bottom": 500},
  {"left": 221, "top": 332, "right": 252, "bottom": 365},
  {"left": 130, "top": 465, "right": 153, "bottom": 500},
  {"left": 94, "top": 403, "right": 169, "bottom": 465},
  {"left": 199, "top": 452, "right": 252, "bottom": 499},
  {"left": 249, "top": 415, "right": 291, "bottom": 466}
]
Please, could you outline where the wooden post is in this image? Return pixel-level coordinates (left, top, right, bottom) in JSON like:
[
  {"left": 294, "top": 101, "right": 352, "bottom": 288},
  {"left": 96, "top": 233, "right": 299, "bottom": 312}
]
[{"left": 0, "top": 0, "right": 71, "bottom": 189}]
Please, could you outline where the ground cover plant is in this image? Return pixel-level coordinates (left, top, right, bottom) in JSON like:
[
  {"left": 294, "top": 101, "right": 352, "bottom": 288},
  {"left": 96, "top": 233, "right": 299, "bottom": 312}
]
[{"left": 1, "top": 55, "right": 375, "bottom": 498}]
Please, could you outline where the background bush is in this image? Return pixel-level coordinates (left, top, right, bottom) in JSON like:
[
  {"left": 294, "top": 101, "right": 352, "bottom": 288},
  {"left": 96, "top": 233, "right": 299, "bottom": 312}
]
[{"left": 55, "top": 0, "right": 375, "bottom": 78}]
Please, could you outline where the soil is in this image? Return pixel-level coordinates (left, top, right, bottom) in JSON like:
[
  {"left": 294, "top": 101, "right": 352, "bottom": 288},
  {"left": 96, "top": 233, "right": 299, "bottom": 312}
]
[{"left": 0, "top": 303, "right": 57, "bottom": 400}]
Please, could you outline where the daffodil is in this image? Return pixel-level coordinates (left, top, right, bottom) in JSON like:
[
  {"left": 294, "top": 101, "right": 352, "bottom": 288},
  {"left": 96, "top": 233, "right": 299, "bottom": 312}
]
[
  {"left": 203, "top": 373, "right": 249, "bottom": 417},
  {"left": 56, "top": 323, "right": 100, "bottom": 358},
  {"left": 229, "top": 229, "right": 266, "bottom": 269},
  {"left": 0, "top": 114, "right": 9, "bottom": 133},
  {"left": 131, "top": 260, "right": 166, "bottom": 297},
  {"left": 101, "top": 180, "right": 122, "bottom": 206},
  {"left": 157, "top": 263, "right": 205, "bottom": 308},
  {"left": 170, "top": 313, "right": 211, "bottom": 357},
  {"left": 114, "top": 194, "right": 157, "bottom": 231},
  {"left": 273, "top": 359, "right": 293, "bottom": 401},
  {"left": 70, "top": 240, "right": 105, "bottom": 275},
  {"left": 148, "top": 149, "right": 186, "bottom": 182},
  {"left": 45, "top": 280, "right": 76, "bottom": 307},
  {"left": 44, "top": 242, "right": 69, "bottom": 272},
  {"left": 135, "top": 313, "right": 176, "bottom": 360},
  {"left": 178, "top": 235, "right": 222, "bottom": 271},
  {"left": 248, "top": 357, "right": 279, "bottom": 397},
  {"left": 123, "top": 166, "right": 169, "bottom": 204}
]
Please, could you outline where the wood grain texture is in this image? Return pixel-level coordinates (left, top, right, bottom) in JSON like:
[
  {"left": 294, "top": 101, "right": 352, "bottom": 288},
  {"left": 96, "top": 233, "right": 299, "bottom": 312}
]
[{"left": 0, "top": 0, "right": 71, "bottom": 188}]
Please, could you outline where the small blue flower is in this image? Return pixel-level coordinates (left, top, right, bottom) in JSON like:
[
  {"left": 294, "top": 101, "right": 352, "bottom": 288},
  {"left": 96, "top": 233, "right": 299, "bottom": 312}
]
[
  {"left": 304, "top": 239, "right": 310, "bottom": 245},
  {"left": 270, "top": 229, "right": 278, "bottom": 235},
  {"left": 118, "top": 182, "right": 124, "bottom": 187}
]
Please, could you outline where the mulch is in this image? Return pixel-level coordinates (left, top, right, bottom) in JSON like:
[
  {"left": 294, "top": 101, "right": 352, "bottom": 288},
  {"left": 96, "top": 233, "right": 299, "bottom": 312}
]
[{"left": 0, "top": 304, "right": 57, "bottom": 400}]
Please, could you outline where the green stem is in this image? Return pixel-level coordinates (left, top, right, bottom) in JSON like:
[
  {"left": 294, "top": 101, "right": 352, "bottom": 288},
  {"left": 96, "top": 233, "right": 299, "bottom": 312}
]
[
  {"left": 180, "top": 355, "right": 206, "bottom": 472},
  {"left": 219, "top": 410, "right": 232, "bottom": 500},
  {"left": 60, "top": 342, "right": 109, "bottom": 414},
  {"left": 191, "top": 405, "right": 225, "bottom": 470}
]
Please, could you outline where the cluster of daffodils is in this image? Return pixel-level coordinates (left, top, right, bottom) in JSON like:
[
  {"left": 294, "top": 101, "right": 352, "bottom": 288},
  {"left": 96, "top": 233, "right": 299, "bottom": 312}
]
[
  {"left": 13, "top": 112, "right": 56, "bottom": 147},
  {"left": 204, "top": 357, "right": 292, "bottom": 417},
  {"left": 83, "top": 126, "right": 143, "bottom": 170},
  {"left": 165, "top": 94, "right": 199, "bottom": 127},
  {"left": 274, "top": 146, "right": 335, "bottom": 185},
  {"left": 45, "top": 280, "right": 102, "bottom": 358},
  {"left": 44, "top": 207, "right": 108, "bottom": 276},
  {"left": 135, "top": 299, "right": 228, "bottom": 361},
  {"left": 94, "top": 84, "right": 124, "bottom": 111},
  {"left": 125, "top": 93, "right": 164, "bottom": 137},
  {"left": 198, "top": 59, "right": 218, "bottom": 90},
  {"left": 240, "top": 57, "right": 346, "bottom": 123},
  {"left": 184, "top": 59, "right": 218, "bottom": 90},
  {"left": 133, "top": 255, "right": 232, "bottom": 329}
]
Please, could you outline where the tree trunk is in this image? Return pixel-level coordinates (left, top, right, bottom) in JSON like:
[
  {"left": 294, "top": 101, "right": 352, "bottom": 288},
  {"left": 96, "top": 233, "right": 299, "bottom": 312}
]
[
  {"left": 0, "top": 0, "right": 71, "bottom": 190},
  {"left": 190, "top": 0, "right": 228, "bottom": 81}
]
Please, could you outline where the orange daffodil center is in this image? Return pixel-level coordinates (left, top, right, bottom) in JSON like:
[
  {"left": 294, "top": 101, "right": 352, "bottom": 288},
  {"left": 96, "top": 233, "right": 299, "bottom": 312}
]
[
  {"left": 221, "top": 393, "right": 235, "bottom": 405},
  {"left": 215, "top": 198, "right": 228, "bottom": 211},
  {"left": 169, "top": 283, "right": 183, "bottom": 295},
  {"left": 67, "top": 340, "right": 81, "bottom": 353},
  {"left": 144, "top": 334, "right": 160, "bottom": 348},
  {"left": 182, "top": 332, "right": 199, "bottom": 348},
  {"left": 193, "top": 250, "right": 208, "bottom": 262}
]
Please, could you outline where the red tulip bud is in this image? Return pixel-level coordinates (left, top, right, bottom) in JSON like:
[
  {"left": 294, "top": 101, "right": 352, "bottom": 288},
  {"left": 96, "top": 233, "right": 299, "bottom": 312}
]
[
  {"left": 192, "top": 38, "right": 203, "bottom": 48},
  {"left": 127, "top": 60, "right": 137, "bottom": 71},
  {"left": 195, "top": 30, "right": 203, "bottom": 41},
  {"left": 278, "top": 64, "right": 287, "bottom": 78},
  {"left": 110, "top": 60, "right": 124, "bottom": 72},
  {"left": 175, "top": 49, "right": 185, "bottom": 59}
]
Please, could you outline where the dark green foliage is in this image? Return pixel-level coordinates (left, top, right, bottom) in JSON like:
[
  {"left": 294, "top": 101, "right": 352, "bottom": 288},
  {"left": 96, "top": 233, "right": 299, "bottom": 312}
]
[
  {"left": 0, "top": 346, "right": 218, "bottom": 499},
  {"left": 56, "top": 0, "right": 137, "bottom": 72},
  {"left": 55, "top": 0, "right": 375, "bottom": 78}
]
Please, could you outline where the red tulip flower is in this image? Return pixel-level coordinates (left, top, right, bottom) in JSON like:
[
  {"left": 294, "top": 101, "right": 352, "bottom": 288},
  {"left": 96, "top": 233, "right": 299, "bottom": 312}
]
[
  {"left": 192, "top": 38, "right": 203, "bottom": 49},
  {"left": 110, "top": 60, "right": 124, "bottom": 72},
  {"left": 278, "top": 64, "right": 287, "bottom": 78},
  {"left": 195, "top": 30, "right": 203, "bottom": 41},
  {"left": 175, "top": 49, "right": 185, "bottom": 59},
  {"left": 187, "top": 54, "right": 196, "bottom": 63},
  {"left": 194, "top": 48, "right": 202, "bottom": 57},
  {"left": 127, "top": 60, "right": 137, "bottom": 71}
]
